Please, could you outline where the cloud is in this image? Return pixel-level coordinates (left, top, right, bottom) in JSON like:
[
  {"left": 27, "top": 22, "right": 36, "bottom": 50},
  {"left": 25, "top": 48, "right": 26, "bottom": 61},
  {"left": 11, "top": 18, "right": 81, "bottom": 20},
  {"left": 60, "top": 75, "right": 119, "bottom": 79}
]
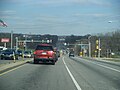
[
  {"left": 6, "top": 0, "right": 33, "bottom": 3},
  {"left": 0, "top": 10, "right": 16, "bottom": 18},
  {"left": 73, "top": 13, "right": 108, "bottom": 17},
  {"left": 35, "top": 15, "right": 64, "bottom": 24},
  {"left": 1, "top": 0, "right": 112, "bottom": 8},
  {"left": 28, "top": 0, "right": 111, "bottom": 7},
  {"left": 0, "top": 10, "right": 16, "bottom": 15},
  {"left": 2, "top": 0, "right": 111, "bottom": 8},
  {"left": 0, "top": 10, "right": 17, "bottom": 19}
]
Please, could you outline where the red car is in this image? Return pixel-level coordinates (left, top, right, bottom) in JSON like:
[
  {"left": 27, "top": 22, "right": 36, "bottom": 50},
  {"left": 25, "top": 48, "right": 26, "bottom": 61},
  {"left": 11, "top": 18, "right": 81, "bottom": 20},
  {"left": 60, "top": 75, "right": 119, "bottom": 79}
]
[{"left": 33, "top": 44, "right": 56, "bottom": 65}]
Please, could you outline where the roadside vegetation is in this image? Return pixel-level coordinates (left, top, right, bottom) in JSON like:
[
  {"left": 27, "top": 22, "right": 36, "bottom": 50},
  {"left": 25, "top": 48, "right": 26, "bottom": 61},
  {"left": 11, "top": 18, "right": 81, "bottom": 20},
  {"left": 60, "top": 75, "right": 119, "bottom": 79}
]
[{"left": 0, "top": 30, "right": 120, "bottom": 58}]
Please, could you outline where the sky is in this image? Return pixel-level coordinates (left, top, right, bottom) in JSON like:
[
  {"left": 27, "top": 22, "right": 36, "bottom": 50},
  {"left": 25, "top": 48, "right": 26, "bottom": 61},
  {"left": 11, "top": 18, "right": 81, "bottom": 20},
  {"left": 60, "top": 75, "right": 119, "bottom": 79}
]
[{"left": 0, "top": 0, "right": 120, "bottom": 35}]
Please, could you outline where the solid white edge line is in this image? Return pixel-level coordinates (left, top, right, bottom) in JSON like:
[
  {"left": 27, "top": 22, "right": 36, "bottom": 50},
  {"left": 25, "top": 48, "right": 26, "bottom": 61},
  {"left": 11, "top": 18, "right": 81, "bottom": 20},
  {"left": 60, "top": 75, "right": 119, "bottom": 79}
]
[
  {"left": 96, "top": 63, "right": 120, "bottom": 73},
  {"left": 77, "top": 57, "right": 120, "bottom": 73},
  {"left": 63, "top": 57, "right": 82, "bottom": 90}
]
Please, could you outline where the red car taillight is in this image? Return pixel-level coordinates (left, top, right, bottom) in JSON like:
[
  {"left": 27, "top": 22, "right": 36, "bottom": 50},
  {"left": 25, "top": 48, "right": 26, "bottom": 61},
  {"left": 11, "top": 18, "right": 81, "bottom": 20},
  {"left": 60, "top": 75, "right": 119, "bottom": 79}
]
[{"left": 34, "top": 51, "right": 37, "bottom": 55}]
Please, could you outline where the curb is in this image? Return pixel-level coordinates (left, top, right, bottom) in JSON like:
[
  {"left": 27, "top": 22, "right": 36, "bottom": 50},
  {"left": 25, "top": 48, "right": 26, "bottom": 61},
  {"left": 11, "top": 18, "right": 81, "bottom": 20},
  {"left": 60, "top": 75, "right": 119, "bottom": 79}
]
[{"left": 0, "top": 59, "right": 33, "bottom": 74}]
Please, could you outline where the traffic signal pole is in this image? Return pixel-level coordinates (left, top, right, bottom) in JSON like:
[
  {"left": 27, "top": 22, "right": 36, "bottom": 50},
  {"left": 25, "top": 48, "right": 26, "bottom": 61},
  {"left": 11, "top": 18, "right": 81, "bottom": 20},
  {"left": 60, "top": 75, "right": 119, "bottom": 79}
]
[{"left": 98, "top": 38, "right": 101, "bottom": 59}]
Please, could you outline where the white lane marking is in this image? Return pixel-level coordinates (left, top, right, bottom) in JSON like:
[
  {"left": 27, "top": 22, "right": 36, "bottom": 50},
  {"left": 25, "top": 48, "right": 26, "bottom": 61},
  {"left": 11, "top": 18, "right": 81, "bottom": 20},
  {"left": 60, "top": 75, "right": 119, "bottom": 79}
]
[
  {"left": 94, "top": 63, "right": 120, "bottom": 73},
  {"left": 63, "top": 57, "right": 82, "bottom": 90},
  {"left": 78, "top": 57, "right": 120, "bottom": 73}
]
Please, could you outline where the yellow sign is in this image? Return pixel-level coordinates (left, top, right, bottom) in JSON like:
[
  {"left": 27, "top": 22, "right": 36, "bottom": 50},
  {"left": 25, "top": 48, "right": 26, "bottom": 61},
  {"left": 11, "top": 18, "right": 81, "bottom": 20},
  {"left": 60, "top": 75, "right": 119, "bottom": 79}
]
[
  {"left": 96, "top": 45, "right": 99, "bottom": 49},
  {"left": 96, "top": 40, "right": 99, "bottom": 44},
  {"left": 80, "top": 52, "right": 83, "bottom": 57}
]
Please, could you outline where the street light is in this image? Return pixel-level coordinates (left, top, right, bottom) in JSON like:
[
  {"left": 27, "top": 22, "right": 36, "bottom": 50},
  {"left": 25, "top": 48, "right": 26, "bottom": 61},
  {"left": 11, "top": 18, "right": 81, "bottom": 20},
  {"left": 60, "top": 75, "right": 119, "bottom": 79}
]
[{"left": 108, "top": 21, "right": 113, "bottom": 23}]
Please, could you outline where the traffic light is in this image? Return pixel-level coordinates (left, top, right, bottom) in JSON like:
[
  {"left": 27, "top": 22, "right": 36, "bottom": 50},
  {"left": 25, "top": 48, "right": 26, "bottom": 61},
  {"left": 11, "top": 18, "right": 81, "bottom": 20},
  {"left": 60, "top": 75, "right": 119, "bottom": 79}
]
[{"left": 96, "top": 40, "right": 99, "bottom": 50}]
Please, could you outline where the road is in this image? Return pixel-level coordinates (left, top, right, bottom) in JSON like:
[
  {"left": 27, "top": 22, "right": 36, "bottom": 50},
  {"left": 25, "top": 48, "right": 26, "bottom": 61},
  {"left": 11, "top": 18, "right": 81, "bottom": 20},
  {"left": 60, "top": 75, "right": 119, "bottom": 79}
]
[{"left": 0, "top": 55, "right": 120, "bottom": 90}]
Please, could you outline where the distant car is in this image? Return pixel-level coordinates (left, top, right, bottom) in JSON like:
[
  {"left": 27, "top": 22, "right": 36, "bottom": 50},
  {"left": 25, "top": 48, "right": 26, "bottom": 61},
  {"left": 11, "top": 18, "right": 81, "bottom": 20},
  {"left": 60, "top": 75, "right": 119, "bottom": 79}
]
[
  {"left": 0, "top": 46, "right": 7, "bottom": 51},
  {"left": 17, "top": 50, "right": 23, "bottom": 57},
  {"left": 54, "top": 49, "right": 60, "bottom": 61},
  {"left": 24, "top": 51, "right": 32, "bottom": 58},
  {"left": 33, "top": 44, "right": 56, "bottom": 65},
  {"left": 56, "top": 51, "right": 60, "bottom": 58},
  {"left": 69, "top": 52, "right": 75, "bottom": 57},
  {"left": 0, "top": 49, "right": 19, "bottom": 60}
]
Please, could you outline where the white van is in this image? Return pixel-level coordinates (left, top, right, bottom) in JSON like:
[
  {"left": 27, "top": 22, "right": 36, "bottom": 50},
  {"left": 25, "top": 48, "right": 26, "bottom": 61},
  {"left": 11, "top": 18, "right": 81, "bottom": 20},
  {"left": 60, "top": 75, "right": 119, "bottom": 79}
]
[{"left": 0, "top": 46, "right": 7, "bottom": 51}]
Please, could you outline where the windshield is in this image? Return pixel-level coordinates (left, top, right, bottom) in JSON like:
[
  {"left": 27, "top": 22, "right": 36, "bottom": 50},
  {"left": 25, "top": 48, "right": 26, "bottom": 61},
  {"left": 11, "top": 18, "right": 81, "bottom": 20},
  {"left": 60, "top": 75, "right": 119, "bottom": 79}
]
[{"left": 3, "top": 49, "right": 14, "bottom": 53}]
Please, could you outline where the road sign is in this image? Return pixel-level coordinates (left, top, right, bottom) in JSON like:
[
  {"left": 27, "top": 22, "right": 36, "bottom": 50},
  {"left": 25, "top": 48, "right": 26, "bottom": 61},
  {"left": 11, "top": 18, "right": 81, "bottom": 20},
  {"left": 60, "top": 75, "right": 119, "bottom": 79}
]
[{"left": 1, "top": 38, "right": 10, "bottom": 42}]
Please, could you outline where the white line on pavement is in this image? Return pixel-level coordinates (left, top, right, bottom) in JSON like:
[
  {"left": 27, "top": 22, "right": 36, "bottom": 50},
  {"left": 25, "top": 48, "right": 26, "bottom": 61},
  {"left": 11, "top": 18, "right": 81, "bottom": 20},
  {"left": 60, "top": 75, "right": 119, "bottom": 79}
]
[
  {"left": 63, "top": 57, "right": 82, "bottom": 90},
  {"left": 95, "top": 63, "right": 120, "bottom": 73},
  {"left": 78, "top": 57, "right": 120, "bottom": 73}
]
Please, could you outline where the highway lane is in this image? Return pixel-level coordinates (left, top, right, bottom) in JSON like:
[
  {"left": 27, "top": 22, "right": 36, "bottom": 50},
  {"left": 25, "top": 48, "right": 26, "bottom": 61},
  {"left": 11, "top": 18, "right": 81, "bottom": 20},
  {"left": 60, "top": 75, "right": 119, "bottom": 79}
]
[
  {"left": 0, "top": 56, "right": 120, "bottom": 90},
  {"left": 0, "top": 57, "right": 76, "bottom": 90},
  {"left": 66, "top": 56, "right": 120, "bottom": 90},
  {"left": 77, "top": 57, "right": 120, "bottom": 73},
  {"left": 78, "top": 57, "right": 120, "bottom": 70}
]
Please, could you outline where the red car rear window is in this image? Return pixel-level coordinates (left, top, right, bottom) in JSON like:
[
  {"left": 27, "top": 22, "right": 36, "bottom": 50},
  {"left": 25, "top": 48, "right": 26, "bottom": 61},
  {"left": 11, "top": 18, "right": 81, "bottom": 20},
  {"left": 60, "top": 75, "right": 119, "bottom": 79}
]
[{"left": 36, "top": 45, "right": 53, "bottom": 51}]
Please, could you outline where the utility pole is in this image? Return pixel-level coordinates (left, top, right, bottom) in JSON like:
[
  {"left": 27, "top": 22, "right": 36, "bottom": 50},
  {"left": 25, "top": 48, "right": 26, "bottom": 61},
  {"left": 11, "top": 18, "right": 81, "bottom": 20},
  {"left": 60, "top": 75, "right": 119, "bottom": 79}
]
[
  {"left": 23, "top": 34, "right": 27, "bottom": 51},
  {"left": 89, "top": 41, "right": 91, "bottom": 57},
  {"left": 25, "top": 35, "right": 27, "bottom": 51},
  {"left": 88, "top": 36, "right": 91, "bottom": 58},
  {"left": 98, "top": 38, "right": 101, "bottom": 59},
  {"left": 4, "top": 42, "right": 6, "bottom": 48},
  {"left": 11, "top": 30, "right": 13, "bottom": 49},
  {"left": 16, "top": 37, "right": 18, "bottom": 51}
]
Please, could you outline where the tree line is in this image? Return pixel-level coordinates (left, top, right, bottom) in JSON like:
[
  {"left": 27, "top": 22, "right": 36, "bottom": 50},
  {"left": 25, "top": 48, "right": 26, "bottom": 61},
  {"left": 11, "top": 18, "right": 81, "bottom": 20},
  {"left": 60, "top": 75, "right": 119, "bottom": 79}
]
[
  {"left": 0, "top": 32, "right": 58, "bottom": 50},
  {"left": 71, "top": 30, "right": 120, "bottom": 57},
  {"left": 0, "top": 30, "right": 120, "bottom": 58}
]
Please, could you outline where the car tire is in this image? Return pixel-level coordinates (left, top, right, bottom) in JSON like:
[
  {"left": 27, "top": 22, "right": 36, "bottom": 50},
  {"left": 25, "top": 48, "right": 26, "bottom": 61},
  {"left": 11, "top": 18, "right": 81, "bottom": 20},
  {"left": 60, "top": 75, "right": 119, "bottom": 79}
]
[
  {"left": 1, "top": 57, "right": 3, "bottom": 60},
  {"left": 34, "top": 59, "right": 38, "bottom": 64},
  {"left": 34, "top": 61, "right": 37, "bottom": 64},
  {"left": 52, "top": 60, "right": 55, "bottom": 65},
  {"left": 16, "top": 57, "right": 18, "bottom": 60}
]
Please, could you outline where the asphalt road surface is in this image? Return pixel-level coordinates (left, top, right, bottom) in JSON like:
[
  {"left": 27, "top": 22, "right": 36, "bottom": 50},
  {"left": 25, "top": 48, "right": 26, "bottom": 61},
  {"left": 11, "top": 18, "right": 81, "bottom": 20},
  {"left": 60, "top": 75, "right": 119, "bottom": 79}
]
[{"left": 0, "top": 55, "right": 120, "bottom": 90}]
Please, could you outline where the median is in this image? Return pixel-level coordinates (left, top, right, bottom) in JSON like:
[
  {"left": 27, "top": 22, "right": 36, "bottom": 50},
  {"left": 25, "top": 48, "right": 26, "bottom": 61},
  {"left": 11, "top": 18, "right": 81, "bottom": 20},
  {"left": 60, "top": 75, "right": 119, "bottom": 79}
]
[{"left": 0, "top": 59, "right": 33, "bottom": 74}]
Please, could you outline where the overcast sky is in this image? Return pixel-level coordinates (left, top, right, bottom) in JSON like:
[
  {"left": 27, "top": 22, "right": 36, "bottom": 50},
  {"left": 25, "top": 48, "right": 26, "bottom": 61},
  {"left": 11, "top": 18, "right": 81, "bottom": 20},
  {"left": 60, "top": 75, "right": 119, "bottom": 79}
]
[{"left": 0, "top": 0, "right": 120, "bottom": 35}]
